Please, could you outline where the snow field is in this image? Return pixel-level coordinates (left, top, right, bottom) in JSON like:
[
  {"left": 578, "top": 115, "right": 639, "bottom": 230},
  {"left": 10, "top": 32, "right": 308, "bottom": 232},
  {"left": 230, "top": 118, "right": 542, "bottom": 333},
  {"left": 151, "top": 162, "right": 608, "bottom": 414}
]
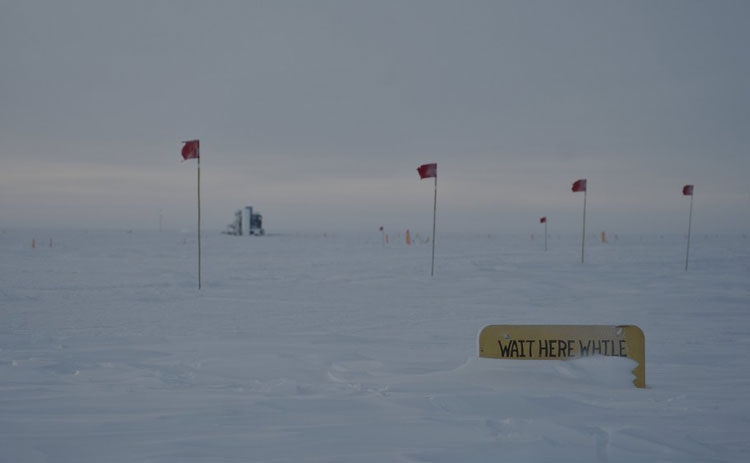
[{"left": 1, "top": 230, "right": 748, "bottom": 462}]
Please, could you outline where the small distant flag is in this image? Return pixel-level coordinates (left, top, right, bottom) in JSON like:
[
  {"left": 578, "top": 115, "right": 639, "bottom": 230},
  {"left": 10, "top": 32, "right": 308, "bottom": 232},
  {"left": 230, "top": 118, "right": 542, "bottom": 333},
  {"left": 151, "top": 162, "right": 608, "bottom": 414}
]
[
  {"left": 417, "top": 163, "right": 437, "bottom": 179},
  {"left": 540, "top": 217, "right": 547, "bottom": 224},
  {"left": 379, "top": 226, "right": 384, "bottom": 231},
  {"left": 572, "top": 178, "right": 587, "bottom": 263},
  {"left": 683, "top": 184, "right": 695, "bottom": 271},
  {"left": 181, "top": 139, "right": 201, "bottom": 289},
  {"left": 181, "top": 140, "right": 200, "bottom": 160},
  {"left": 571, "top": 179, "right": 587, "bottom": 192},
  {"left": 417, "top": 162, "right": 438, "bottom": 276}
]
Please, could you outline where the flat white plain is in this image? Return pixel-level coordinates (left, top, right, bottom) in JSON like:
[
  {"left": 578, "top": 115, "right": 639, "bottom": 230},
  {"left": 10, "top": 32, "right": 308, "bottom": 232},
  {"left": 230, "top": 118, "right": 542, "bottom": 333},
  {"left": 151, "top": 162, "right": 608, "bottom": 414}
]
[{"left": 1, "top": 230, "right": 748, "bottom": 462}]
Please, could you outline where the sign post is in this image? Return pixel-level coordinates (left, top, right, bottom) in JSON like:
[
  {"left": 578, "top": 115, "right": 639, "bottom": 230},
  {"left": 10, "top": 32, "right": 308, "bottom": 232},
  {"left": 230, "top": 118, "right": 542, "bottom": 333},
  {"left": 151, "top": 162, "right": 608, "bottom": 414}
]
[{"left": 479, "top": 324, "right": 645, "bottom": 388}]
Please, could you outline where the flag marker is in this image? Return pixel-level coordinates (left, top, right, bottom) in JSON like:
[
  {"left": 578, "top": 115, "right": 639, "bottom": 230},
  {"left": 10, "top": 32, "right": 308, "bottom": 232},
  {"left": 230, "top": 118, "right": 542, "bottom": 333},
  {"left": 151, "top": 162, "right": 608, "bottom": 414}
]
[
  {"left": 540, "top": 217, "right": 547, "bottom": 251},
  {"left": 572, "top": 179, "right": 587, "bottom": 263},
  {"left": 31, "top": 239, "right": 35, "bottom": 249},
  {"left": 417, "top": 163, "right": 438, "bottom": 276},
  {"left": 683, "top": 184, "right": 694, "bottom": 271},
  {"left": 181, "top": 139, "right": 201, "bottom": 289}
]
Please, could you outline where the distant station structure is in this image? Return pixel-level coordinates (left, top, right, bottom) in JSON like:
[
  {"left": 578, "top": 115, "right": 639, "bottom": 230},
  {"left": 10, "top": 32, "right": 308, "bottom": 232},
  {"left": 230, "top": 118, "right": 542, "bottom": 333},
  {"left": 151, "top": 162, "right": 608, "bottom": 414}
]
[{"left": 224, "top": 206, "right": 264, "bottom": 236}]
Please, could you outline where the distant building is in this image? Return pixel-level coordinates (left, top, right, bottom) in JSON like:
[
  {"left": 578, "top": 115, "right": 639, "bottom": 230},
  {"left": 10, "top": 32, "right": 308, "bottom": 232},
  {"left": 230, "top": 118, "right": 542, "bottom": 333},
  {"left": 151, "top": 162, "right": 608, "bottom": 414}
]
[{"left": 224, "top": 206, "right": 264, "bottom": 236}]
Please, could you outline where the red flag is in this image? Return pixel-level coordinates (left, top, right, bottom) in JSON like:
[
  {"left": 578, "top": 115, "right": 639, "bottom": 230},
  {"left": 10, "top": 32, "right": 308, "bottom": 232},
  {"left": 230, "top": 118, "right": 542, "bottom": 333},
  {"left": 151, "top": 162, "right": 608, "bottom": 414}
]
[
  {"left": 417, "top": 163, "right": 437, "bottom": 179},
  {"left": 181, "top": 140, "right": 200, "bottom": 160},
  {"left": 572, "top": 179, "right": 587, "bottom": 192},
  {"left": 540, "top": 217, "right": 546, "bottom": 224},
  {"left": 682, "top": 184, "right": 694, "bottom": 196}
]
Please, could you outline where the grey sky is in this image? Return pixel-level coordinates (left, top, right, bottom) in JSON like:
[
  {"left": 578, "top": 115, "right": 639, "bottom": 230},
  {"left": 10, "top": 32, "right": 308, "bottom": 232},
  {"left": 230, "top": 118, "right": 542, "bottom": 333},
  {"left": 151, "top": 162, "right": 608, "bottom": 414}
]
[{"left": 1, "top": 1, "right": 748, "bottom": 233}]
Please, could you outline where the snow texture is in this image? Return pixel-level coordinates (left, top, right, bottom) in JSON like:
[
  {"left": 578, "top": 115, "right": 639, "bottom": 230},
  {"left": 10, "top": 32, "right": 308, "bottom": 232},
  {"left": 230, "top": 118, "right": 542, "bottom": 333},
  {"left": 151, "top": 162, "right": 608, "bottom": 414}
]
[{"left": 1, "top": 230, "right": 748, "bottom": 462}]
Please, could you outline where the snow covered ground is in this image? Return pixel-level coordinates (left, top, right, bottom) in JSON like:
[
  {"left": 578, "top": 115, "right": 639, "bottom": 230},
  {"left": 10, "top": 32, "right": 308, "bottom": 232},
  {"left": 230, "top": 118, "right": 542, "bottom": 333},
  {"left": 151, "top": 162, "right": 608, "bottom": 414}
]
[{"left": 1, "top": 229, "right": 748, "bottom": 462}]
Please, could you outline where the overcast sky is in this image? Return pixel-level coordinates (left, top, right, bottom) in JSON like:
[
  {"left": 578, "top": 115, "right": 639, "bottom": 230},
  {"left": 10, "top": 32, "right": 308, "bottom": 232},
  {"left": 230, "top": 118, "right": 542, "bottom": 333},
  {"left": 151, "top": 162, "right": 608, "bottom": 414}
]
[{"left": 1, "top": 0, "right": 748, "bottom": 234}]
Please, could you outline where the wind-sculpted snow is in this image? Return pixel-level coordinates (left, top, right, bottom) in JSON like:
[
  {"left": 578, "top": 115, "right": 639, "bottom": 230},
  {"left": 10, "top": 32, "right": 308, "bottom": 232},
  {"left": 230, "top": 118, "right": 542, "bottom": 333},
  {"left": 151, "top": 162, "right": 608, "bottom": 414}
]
[{"left": 1, "top": 230, "right": 748, "bottom": 461}]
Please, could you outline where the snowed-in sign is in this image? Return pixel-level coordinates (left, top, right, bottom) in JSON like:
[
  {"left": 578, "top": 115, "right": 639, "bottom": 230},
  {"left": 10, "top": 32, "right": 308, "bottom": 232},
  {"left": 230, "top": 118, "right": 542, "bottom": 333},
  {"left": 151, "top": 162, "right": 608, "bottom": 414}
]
[{"left": 478, "top": 324, "right": 645, "bottom": 388}]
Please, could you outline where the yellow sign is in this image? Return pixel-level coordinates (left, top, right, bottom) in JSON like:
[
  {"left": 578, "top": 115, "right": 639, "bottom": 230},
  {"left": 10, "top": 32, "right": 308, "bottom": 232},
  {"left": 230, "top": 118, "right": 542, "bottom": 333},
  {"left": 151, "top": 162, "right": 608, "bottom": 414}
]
[{"left": 478, "top": 325, "right": 645, "bottom": 388}]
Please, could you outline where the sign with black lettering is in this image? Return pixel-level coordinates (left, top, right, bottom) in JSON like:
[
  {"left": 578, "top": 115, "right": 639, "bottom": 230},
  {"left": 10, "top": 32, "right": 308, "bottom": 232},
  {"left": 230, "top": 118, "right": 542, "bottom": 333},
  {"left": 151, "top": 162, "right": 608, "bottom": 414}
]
[{"left": 478, "top": 325, "right": 645, "bottom": 388}]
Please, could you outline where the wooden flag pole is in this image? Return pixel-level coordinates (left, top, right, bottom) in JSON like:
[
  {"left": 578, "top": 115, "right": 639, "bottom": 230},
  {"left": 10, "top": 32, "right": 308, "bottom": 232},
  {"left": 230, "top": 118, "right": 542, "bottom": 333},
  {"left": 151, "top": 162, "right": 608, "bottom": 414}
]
[
  {"left": 197, "top": 155, "right": 202, "bottom": 289},
  {"left": 431, "top": 175, "right": 437, "bottom": 277},
  {"left": 581, "top": 190, "right": 587, "bottom": 264},
  {"left": 685, "top": 192, "right": 693, "bottom": 271}
]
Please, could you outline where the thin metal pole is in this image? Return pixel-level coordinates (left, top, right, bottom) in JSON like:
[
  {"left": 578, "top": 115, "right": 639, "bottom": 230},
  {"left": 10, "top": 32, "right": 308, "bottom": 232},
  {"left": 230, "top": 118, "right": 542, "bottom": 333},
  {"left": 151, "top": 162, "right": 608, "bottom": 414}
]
[
  {"left": 198, "top": 156, "right": 202, "bottom": 289},
  {"left": 431, "top": 175, "right": 437, "bottom": 276},
  {"left": 685, "top": 194, "right": 693, "bottom": 271},
  {"left": 581, "top": 190, "right": 587, "bottom": 264},
  {"left": 544, "top": 221, "right": 548, "bottom": 252}
]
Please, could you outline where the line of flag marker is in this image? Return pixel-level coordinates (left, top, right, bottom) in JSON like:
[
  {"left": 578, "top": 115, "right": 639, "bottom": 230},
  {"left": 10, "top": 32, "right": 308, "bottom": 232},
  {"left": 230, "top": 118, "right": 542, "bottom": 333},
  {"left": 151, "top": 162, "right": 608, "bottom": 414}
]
[
  {"left": 178, "top": 142, "right": 698, "bottom": 286},
  {"left": 539, "top": 179, "right": 694, "bottom": 269}
]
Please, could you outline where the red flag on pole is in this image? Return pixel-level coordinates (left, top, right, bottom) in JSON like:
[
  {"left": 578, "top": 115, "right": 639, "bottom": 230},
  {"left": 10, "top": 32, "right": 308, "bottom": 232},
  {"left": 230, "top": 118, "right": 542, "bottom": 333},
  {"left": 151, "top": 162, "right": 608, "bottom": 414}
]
[
  {"left": 571, "top": 179, "right": 587, "bottom": 192},
  {"left": 181, "top": 140, "right": 200, "bottom": 160},
  {"left": 417, "top": 163, "right": 437, "bottom": 179},
  {"left": 540, "top": 217, "right": 547, "bottom": 224},
  {"left": 417, "top": 162, "right": 438, "bottom": 276},
  {"left": 683, "top": 184, "right": 695, "bottom": 270},
  {"left": 181, "top": 139, "right": 201, "bottom": 289},
  {"left": 572, "top": 179, "right": 587, "bottom": 263}
]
